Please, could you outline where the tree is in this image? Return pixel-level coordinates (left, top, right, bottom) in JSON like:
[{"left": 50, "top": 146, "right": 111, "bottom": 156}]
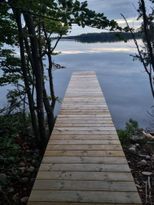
[
  {"left": 0, "top": 0, "right": 119, "bottom": 148},
  {"left": 122, "top": 0, "right": 154, "bottom": 99}
]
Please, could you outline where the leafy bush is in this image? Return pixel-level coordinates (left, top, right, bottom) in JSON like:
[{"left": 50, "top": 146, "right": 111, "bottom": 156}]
[{"left": 117, "top": 119, "right": 139, "bottom": 145}]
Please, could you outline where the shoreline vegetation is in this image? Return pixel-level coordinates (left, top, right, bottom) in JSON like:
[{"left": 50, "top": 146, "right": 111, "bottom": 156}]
[
  {"left": 118, "top": 119, "right": 154, "bottom": 204},
  {"left": 62, "top": 31, "right": 142, "bottom": 43}
]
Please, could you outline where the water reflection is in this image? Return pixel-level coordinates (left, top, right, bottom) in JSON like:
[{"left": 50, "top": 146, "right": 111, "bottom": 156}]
[
  {"left": 53, "top": 40, "right": 154, "bottom": 129},
  {"left": 56, "top": 39, "right": 139, "bottom": 55},
  {"left": 0, "top": 40, "right": 153, "bottom": 129},
  {"left": 60, "top": 47, "right": 135, "bottom": 55}
]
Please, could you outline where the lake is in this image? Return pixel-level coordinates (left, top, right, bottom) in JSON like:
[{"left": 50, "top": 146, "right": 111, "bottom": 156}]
[
  {"left": 53, "top": 40, "right": 154, "bottom": 130},
  {"left": 0, "top": 40, "right": 154, "bottom": 129}
]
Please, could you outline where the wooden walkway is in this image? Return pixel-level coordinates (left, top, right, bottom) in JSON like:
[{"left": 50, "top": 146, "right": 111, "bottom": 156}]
[{"left": 28, "top": 72, "right": 142, "bottom": 205}]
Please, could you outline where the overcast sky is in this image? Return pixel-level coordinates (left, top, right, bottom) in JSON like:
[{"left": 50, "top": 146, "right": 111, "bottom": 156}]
[{"left": 70, "top": 0, "right": 140, "bottom": 35}]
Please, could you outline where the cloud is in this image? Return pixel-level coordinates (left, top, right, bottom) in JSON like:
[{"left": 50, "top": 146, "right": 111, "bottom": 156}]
[
  {"left": 69, "top": 0, "right": 141, "bottom": 35},
  {"left": 116, "top": 17, "right": 142, "bottom": 28},
  {"left": 82, "top": 0, "right": 138, "bottom": 19}
]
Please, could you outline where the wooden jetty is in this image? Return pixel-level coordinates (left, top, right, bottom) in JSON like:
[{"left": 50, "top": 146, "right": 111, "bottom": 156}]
[{"left": 28, "top": 71, "right": 142, "bottom": 205}]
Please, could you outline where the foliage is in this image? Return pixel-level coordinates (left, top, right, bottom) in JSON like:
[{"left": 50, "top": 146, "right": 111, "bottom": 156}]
[
  {"left": 0, "top": 113, "right": 41, "bottom": 204},
  {"left": 0, "top": 0, "right": 119, "bottom": 146},
  {"left": 122, "top": 0, "right": 154, "bottom": 99},
  {"left": 0, "top": 113, "right": 27, "bottom": 188},
  {"left": 117, "top": 119, "right": 139, "bottom": 145}
]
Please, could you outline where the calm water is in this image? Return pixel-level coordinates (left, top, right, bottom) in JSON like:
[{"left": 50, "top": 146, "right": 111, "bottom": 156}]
[
  {"left": 0, "top": 40, "right": 154, "bottom": 129},
  {"left": 53, "top": 40, "right": 154, "bottom": 129}
]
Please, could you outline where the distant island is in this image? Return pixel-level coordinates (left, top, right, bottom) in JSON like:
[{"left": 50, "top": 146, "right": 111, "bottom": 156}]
[{"left": 62, "top": 32, "right": 142, "bottom": 43}]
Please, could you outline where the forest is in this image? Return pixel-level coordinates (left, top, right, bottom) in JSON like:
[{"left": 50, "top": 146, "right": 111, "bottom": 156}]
[{"left": 63, "top": 31, "right": 142, "bottom": 43}]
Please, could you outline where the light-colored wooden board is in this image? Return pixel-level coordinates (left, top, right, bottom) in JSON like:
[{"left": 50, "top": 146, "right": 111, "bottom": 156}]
[
  {"left": 33, "top": 180, "right": 138, "bottom": 192},
  {"left": 52, "top": 130, "right": 117, "bottom": 135},
  {"left": 55, "top": 123, "right": 114, "bottom": 127},
  {"left": 57, "top": 115, "right": 112, "bottom": 118},
  {"left": 42, "top": 156, "right": 127, "bottom": 164},
  {"left": 60, "top": 107, "right": 109, "bottom": 110},
  {"left": 48, "top": 140, "right": 120, "bottom": 145},
  {"left": 59, "top": 111, "right": 110, "bottom": 115},
  {"left": 46, "top": 144, "right": 122, "bottom": 151},
  {"left": 50, "top": 134, "right": 118, "bottom": 140},
  {"left": 28, "top": 190, "right": 141, "bottom": 203},
  {"left": 44, "top": 150, "right": 125, "bottom": 157},
  {"left": 39, "top": 163, "right": 130, "bottom": 172},
  {"left": 37, "top": 171, "right": 134, "bottom": 181},
  {"left": 55, "top": 119, "right": 114, "bottom": 123},
  {"left": 53, "top": 127, "right": 116, "bottom": 131}
]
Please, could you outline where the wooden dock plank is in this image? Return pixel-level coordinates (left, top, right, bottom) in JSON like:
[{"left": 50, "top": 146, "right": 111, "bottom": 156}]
[
  {"left": 42, "top": 156, "right": 128, "bottom": 164},
  {"left": 28, "top": 71, "right": 141, "bottom": 205},
  {"left": 48, "top": 140, "right": 120, "bottom": 144},
  {"left": 43, "top": 150, "right": 125, "bottom": 157},
  {"left": 37, "top": 171, "right": 135, "bottom": 181},
  {"left": 33, "top": 180, "right": 138, "bottom": 192},
  {"left": 39, "top": 163, "right": 130, "bottom": 172},
  {"left": 29, "top": 190, "right": 141, "bottom": 204},
  {"left": 46, "top": 144, "right": 122, "bottom": 150},
  {"left": 50, "top": 135, "right": 118, "bottom": 140}
]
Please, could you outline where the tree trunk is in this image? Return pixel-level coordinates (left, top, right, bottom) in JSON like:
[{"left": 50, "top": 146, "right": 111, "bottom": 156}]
[
  {"left": 24, "top": 25, "right": 55, "bottom": 135},
  {"left": 13, "top": 9, "right": 40, "bottom": 142},
  {"left": 42, "top": 24, "right": 56, "bottom": 109},
  {"left": 47, "top": 53, "right": 56, "bottom": 109},
  {"left": 24, "top": 13, "right": 46, "bottom": 144},
  {"left": 43, "top": 88, "right": 55, "bottom": 134},
  {"left": 141, "top": 0, "right": 154, "bottom": 71}
]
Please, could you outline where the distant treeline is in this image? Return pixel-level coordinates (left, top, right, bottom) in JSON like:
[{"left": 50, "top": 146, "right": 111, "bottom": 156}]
[{"left": 63, "top": 32, "right": 142, "bottom": 43}]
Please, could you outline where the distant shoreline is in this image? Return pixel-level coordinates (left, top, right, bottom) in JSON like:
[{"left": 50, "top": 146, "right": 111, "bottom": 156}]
[{"left": 62, "top": 32, "right": 142, "bottom": 43}]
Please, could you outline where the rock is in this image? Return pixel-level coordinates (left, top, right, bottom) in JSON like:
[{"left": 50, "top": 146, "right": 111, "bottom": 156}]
[
  {"left": 32, "top": 159, "right": 36, "bottom": 165},
  {"left": 0, "top": 173, "right": 7, "bottom": 184},
  {"left": 128, "top": 145, "right": 136, "bottom": 154},
  {"left": 138, "top": 154, "right": 146, "bottom": 157},
  {"left": 19, "top": 167, "right": 25, "bottom": 173},
  {"left": 21, "top": 177, "right": 29, "bottom": 183},
  {"left": 27, "top": 157, "right": 32, "bottom": 162},
  {"left": 135, "top": 143, "right": 140, "bottom": 148},
  {"left": 136, "top": 184, "right": 142, "bottom": 189},
  {"left": 13, "top": 193, "right": 19, "bottom": 202},
  {"left": 23, "top": 188, "right": 27, "bottom": 192},
  {"left": 21, "top": 196, "right": 29, "bottom": 204},
  {"left": 131, "top": 135, "right": 144, "bottom": 141},
  {"left": 142, "top": 171, "right": 152, "bottom": 176},
  {"left": 137, "top": 159, "right": 147, "bottom": 166},
  {"left": 27, "top": 166, "right": 35, "bottom": 173},
  {"left": 138, "top": 154, "right": 151, "bottom": 160},
  {"left": 8, "top": 187, "right": 14, "bottom": 193},
  {"left": 19, "top": 162, "right": 25, "bottom": 167},
  {"left": 145, "top": 155, "right": 151, "bottom": 160},
  {"left": 142, "top": 130, "right": 154, "bottom": 140}
]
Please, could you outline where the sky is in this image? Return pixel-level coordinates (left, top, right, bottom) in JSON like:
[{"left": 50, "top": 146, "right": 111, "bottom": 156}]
[{"left": 69, "top": 0, "right": 140, "bottom": 35}]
